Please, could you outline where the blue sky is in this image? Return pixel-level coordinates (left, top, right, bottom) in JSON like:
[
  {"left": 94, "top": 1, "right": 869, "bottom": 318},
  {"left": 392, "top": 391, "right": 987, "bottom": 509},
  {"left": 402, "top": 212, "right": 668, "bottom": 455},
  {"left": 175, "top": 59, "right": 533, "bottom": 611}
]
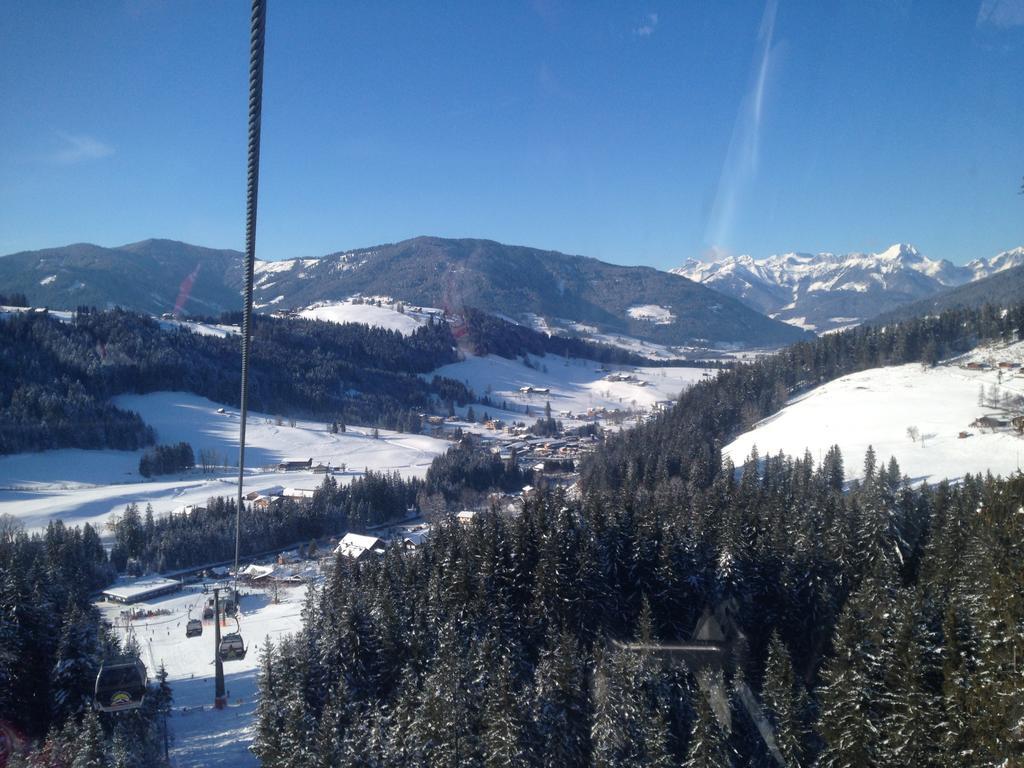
[{"left": 1, "top": 0, "right": 1022, "bottom": 268}]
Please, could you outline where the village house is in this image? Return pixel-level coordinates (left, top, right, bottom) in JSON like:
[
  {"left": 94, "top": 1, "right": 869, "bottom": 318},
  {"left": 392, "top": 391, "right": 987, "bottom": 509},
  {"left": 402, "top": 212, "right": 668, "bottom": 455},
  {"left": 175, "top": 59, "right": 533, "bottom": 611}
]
[
  {"left": 282, "top": 487, "right": 317, "bottom": 502},
  {"left": 278, "top": 457, "right": 313, "bottom": 471},
  {"left": 334, "top": 533, "right": 386, "bottom": 561}
]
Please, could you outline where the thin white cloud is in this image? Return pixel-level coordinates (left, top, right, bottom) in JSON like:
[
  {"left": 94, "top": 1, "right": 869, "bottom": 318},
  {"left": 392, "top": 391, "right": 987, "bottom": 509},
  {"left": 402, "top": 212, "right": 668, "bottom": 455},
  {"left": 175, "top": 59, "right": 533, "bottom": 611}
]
[
  {"left": 977, "top": 0, "right": 1024, "bottom": 27},
  {"left": 704, "top": 0, "right": 778, "bottom": 251},
  {"left": 634, "top": 12, "right": 658, "bottom": 37},
  {"left": 49, "top": 132, "right": 115, "bottom": 165}
]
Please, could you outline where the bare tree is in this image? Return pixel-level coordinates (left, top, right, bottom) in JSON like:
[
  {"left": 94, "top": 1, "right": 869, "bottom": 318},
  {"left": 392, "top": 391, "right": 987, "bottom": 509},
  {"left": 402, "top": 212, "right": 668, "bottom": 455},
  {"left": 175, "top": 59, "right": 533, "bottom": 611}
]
[
  {"left": 906, "top": 426, "right": 920, "bottom": 443},
  {"left": 0, "top": 513, "right": 22, "bottom": 546}
]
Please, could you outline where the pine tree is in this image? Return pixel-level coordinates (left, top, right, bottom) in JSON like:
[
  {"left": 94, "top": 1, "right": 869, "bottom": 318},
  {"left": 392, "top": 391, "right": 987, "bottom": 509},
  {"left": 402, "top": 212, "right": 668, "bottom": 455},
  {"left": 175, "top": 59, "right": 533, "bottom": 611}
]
[
  {"left": 815, "top": 577, "right": 891, "bottom": 768},
  {"left": 253, "top": 640, "right": 285, "bottom": 766},
  {"left": 761, "top": 631, "right": 808, "bottom": 767},
  {"left": 682, "top": 676, "right": 733, "bottom": 768},
  {"left": 52, "top": 604, "right": 99, "bottom": 722},
  {"left": 876, "top": 602, "right": 941, "bottom": 767},
  {"left": 71, "top": 708, "right": 109, "bottom": 768},
  {"left": 532, "top": 629, "right": 591, "bottom": 768},
  {"left": 481, "top": 663, "right": 533, "bottom": 768}
]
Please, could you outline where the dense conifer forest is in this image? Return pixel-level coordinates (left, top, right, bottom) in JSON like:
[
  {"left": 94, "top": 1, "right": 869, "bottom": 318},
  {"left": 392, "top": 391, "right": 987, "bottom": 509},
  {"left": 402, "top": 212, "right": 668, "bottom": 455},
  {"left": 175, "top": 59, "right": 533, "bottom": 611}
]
[
  {"left": 251, "top": 461, "right": 1024, "bottom": 767},
  {"left": 0, "top": 308, "right": 472, "bottom": 455}
]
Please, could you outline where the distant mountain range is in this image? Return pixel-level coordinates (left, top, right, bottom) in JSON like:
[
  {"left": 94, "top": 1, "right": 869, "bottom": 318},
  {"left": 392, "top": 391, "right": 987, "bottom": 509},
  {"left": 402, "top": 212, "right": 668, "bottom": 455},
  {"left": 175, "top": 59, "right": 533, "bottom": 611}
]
[
  {"left": 673, "top": 244, "right": 1024, "bottom": 333},
  {"left": 0, "top": 236, "right": 809, "bottom": 349},
  {"left": 870, "top": 259, "right": 1024, "bottom": 326}
]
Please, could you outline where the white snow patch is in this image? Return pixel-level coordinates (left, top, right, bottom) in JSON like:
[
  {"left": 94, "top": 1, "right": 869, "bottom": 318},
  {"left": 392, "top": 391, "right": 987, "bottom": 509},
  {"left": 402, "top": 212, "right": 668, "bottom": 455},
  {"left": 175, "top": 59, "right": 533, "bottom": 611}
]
[
  {"left": 725, "top": 343, "right": 1024, "bottom": 484},
  {"left": 298, "top": 300, "right": 425, "bottom": 336},
  {"left": 0, "top": 392, "right": 448, "bottom": 533},
  {"left": 431, "top": 354, "right": 711, "bottom": 420},
  {"left": 627, "top": 304, "right": 676, "bottom": 324},
  {"left": 39, "top": 274, "right": 57, "bottom": 286}
]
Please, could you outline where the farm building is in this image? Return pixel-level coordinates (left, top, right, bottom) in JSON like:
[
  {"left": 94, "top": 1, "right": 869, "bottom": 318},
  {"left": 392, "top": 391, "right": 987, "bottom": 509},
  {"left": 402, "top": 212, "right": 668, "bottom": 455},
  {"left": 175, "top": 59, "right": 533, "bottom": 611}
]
[{"left": 278, "top": 457, "right": 313, "bottom": 471}]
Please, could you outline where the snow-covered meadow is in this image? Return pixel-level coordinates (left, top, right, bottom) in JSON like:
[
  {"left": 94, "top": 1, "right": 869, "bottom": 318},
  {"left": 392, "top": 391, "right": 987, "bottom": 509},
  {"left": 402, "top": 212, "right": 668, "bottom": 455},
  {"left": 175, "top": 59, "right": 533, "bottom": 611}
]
[
  {"left": 0, "top": 392, "right": 448, "bottom": 534},
  {"left": 431, "top": 353, "right": 713, "bottom": 420},
  {"left": 297, "top": 298, "right": 441, "bottom": 336},
  {"left": 725, "top": 341, "right": 1024, "bottom": 484}
]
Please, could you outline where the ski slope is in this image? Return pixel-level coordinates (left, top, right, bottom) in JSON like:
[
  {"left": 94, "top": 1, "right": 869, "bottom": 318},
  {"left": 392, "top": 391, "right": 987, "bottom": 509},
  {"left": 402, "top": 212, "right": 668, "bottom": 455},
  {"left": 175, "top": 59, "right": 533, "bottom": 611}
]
[
  {"left": 725, "top": 342, "right": 1024, "bottom": 484},
  {"left": 0, "top": 392, "right": 448, "bottom": 533},
  {"left": 97, "top": 581, "right": 309, "bottom": 767}
]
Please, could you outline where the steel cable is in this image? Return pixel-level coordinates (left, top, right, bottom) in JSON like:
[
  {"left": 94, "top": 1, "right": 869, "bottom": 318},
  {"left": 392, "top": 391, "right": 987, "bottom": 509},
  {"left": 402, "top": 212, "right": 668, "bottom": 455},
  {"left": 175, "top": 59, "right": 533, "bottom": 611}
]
[{"left": 234, "top": 0, "right": 266, "bottom": 597}]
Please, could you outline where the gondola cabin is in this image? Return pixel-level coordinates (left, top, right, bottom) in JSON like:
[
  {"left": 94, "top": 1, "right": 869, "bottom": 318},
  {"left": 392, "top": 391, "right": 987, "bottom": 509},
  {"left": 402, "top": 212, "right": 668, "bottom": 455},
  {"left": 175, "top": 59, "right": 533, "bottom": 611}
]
[
  {"left": 219, "top": 633, "right": 246, "bottom": 661},
  {"left": 94, "top": 658, "right": 148, "bottom": 712},
  {"left": 186, "top": 619, "right": 203, "bottom": 638}
]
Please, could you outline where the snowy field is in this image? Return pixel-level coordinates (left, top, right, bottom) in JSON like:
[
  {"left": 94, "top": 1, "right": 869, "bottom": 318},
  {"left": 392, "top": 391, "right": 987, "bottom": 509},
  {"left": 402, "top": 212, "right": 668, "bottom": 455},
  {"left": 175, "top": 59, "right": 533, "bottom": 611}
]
[
  {"left": 725, "top": 341, "right": 1024, "bottom": 484},
  {"left": 432, "top": 353, "right": 713, "bottom": 419},
  {"left": 297, "top": 298, "right": 441, "bottom": 336},
  {"left": 0, "top": 392, "right": 448, "bottom": 533},
  {"left": 97, "top": 580, "right": 310, "bottom": 766}
]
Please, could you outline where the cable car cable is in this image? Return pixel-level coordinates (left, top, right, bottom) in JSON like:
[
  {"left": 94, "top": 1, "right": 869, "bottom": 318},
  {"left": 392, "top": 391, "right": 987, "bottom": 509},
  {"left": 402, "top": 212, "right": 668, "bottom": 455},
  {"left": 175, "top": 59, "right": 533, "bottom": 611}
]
[{"left": 234, "top": 0, "right": 266, "bottom": 604}]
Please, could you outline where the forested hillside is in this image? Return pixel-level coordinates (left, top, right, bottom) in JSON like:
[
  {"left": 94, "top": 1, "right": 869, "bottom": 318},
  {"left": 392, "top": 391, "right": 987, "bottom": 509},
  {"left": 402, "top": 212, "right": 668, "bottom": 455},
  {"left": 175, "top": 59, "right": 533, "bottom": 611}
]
[
  {"left": 0, "top": 236, "right": 811, "bottom": 348},
  {"left": 870, "top": 261, "right": 1024, "bottom": 325},
  {"left": 248, "top": 300, "right": 1024, "bottom": 766},
  {"left": 0, "top": 309, "right": 471, "bottom": 455},
  {"left": 459, "top": 307, "right": 711, "bottom": 367},
  {"left": 583, "top": 301, "right": 1024, "bottom": 494},
  {"left": 251, "top": 460, "right": 1024, "bottom": 766}
]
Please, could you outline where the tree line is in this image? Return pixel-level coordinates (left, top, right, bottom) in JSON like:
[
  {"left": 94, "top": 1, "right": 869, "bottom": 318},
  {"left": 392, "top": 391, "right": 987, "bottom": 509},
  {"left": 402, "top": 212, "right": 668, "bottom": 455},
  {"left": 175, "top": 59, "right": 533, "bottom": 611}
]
[{"left": 0, "top": 308, "right": 474, "bottom": 455}]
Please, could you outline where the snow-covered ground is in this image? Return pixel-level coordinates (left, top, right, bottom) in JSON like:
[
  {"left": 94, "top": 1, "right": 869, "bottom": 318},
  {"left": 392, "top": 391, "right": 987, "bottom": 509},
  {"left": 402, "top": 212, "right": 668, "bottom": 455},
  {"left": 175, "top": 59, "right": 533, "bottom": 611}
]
[
  {"left": 432, "top": 353, "right": 713, "bottom": 419},
  {"left": 157, "top": 318, "right": 239, "bottom": 338},
  {"left": 626, "top": 304, "right": 676, "bottom": 324},
  {"left": 725, "top": 340, "right": 1024, "bottom": 484},
  {"left": 97, "top": 580, "right": 310, "bottom": 767},
  {"left": 297, "top": 298, "right": 440, "bottom": 336},
  {"left": 0, "top": 392, "right": 448, "bottom": 533}
]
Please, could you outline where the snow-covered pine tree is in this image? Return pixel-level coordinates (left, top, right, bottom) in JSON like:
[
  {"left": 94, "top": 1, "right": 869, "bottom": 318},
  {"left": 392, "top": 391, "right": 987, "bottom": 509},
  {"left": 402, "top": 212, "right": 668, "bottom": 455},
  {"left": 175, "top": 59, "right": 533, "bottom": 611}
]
[
  {"left": 761, "top": 631, "right": 809, "bottom": 767},
  {"left": 682, "top": 673, "right": 733, "bottom": 768}
]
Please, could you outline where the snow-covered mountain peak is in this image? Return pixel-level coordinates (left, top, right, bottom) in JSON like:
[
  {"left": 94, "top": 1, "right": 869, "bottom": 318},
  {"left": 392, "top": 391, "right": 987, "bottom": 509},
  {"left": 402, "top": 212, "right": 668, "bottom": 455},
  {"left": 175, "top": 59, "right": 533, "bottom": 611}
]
[
  {"left": 878, "top": 242, "right": 920, "bottom": 261},
  {"left": 672, "top": 244, "right": 1023, "bottom": 334},
  {"left": 966, "top": 246, "right": 1024, "bottom": 280}
]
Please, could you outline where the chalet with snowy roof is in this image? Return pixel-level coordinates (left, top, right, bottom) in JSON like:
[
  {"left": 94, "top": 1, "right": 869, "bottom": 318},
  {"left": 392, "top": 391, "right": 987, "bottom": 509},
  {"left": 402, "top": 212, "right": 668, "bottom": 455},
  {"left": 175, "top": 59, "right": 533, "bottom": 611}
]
[
  {"left": 282, "top": 487, "right": 317, "bottom": 501},
  {"left": 334, "top": 533, "right": 386, "bottom": 561},
  {"left": 401, "top": 529, "right": 430, "bottom": 550}
]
